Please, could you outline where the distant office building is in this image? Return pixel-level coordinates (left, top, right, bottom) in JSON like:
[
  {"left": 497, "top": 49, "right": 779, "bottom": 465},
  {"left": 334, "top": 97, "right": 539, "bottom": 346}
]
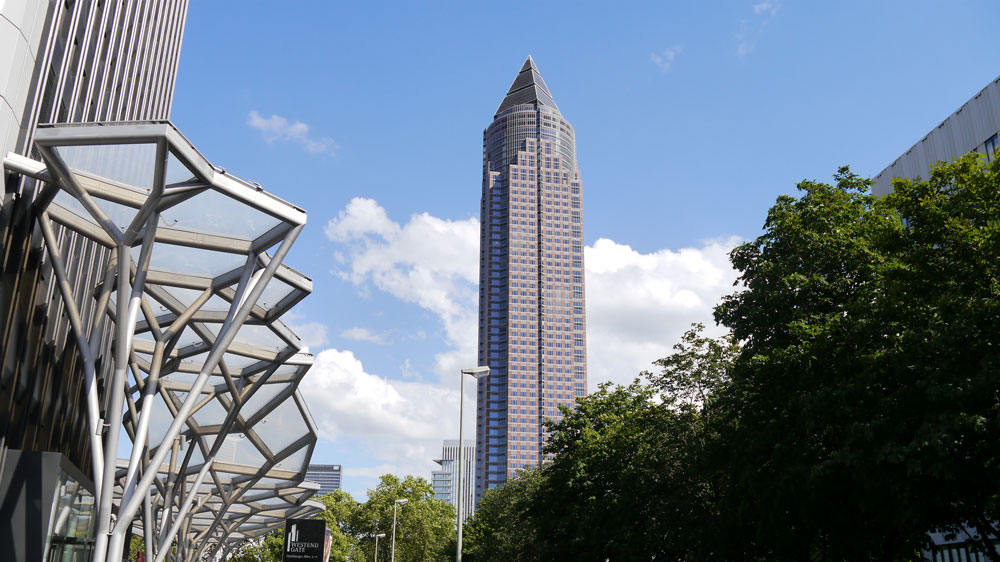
[
  {"left": 306, "top": 464, "right": 343, "bottom": 495},
  {"left": 475, "top": 57, "right": 588, "bottom": 501},
  {"left": 432, "top": 440, "right": 475, "bottom": 521},
  {"left": 873, "top": 76, "right": 1000, "bottom": 196}
]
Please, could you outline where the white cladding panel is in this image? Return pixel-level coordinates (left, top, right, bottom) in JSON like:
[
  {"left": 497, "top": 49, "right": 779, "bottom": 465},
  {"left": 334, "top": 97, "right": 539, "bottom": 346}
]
[{"left": 874, "top": 76, "right": 1000, "bottom": 196}]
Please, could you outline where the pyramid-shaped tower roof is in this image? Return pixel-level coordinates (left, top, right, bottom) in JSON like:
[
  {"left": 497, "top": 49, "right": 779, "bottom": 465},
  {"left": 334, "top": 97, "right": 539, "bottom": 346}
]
[{"left": 496, "top": 55, "right": 560, "bottom": 115}]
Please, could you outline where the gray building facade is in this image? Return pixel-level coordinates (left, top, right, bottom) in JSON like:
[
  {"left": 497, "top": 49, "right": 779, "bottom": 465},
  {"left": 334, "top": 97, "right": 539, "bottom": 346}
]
[
  {"left": 432, "top": 440, "right": 475, "bottom": 521},
  {"left": 305, "top": 464, "right": 343, "bottom": 496},
  {"left": 1, "top": 4, "right": 188, "bottom": 560},
  {"left": 476, "top": 57, "right": 588, "bottom": 500},
  {"left": 873, "top": 75, "right": 1000, "bottom": 196}
]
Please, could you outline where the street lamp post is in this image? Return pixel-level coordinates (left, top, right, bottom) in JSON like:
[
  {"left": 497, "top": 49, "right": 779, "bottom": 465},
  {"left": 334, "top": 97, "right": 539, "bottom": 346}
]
[
  {"left": 374, "top": 533, "right": 386, "bottom": 562},
  {"left": 457, "top": 366, "right": 489, "bottom": 562},
  {"left": 391, "top": 498, "right": 407, "bottom": 562}
]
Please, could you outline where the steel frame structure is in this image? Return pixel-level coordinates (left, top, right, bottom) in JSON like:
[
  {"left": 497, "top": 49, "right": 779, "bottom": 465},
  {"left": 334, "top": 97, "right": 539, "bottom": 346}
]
[{"left": 3, "top": 121, "right": 322, "bottom": 562}]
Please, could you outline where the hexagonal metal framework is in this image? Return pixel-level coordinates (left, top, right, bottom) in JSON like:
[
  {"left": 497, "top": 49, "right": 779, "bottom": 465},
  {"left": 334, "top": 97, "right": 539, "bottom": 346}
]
[{"left": 4, "top": 121, "right": 323, "bottom": 562}]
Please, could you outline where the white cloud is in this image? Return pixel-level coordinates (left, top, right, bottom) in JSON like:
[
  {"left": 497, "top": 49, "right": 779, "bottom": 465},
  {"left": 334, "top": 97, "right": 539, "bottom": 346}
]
[
  {"left": 282, "top": 311, "right": 329, "bottom": 353},
  {"left": 651, "top": 45, "right": 683, "bottom": 72},
  {"left": 737, "top": 0, "right": 782, "bottom": 57},
  {"left": 753, "top": 0, "right": 781, "bottom": 16},
  {"left": 326, "top": 198, "right": 741, "bottom": 390},
  {"left": 299, "top": 349, "right": 474, "bottom": 489},
  {"left": 247, "top": 110, "right": 337, "bottom": 155},
  {"left": 340, "top": 327, "right": 390, "bottom": 345},
  {"left": 584, "top": 237, "right": 741, "bottom": 387},
  {"left": 317, "top": 200, "right": 742, "bottom": 487},
  {"left": 325, "top": 197, "right": 480, "bottom": 382}
]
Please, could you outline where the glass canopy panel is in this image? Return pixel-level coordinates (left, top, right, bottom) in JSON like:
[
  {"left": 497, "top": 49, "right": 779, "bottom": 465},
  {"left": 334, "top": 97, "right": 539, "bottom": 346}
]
[
  {"left": 251, "top": 398, "right": 306, "bottom": 453},
  {"left": 144, "top": 397, "right": 175, "bottom": 449},
  {"left": 274, "top": 447, "right": 308, "bottom": 472},
  {"left": 240, "top": 383, "right": 289, "bottom": 420},
  {"left": 51, "top": 190, "right": 99, "bottom": 227},
  {"left": 54, "top": 143, "right": 157, "bottom": 191},
  {"left": 139, "top": 243, "right": 246, "bottom": 277},
  {"left": 254, "top": 497, "right": 290, "bottom": 508},
  {"left": 222, "top": 352, "right": 261, "bottom": 371},
  {"left": 210, "top": 433, "right": 268, "bottom": 467},
  {"left": 191, "top": 395, "right": 229, "bottom": 427},
  {"left": 173, "top": 326, "right": 210, "bottom": 350},
  {"left": 88, "top": 194, "right": 139, "bottom": 232},
  {"left": 158, "top": 286, "right": 232, "bottom": 313},
  {"left": 255, "top": 277, "right": 296, "bottom": 312},
  {"left": 159, "top": 188, "right": 283, "bottom": 241},
  {"left": 165, "top": 150, "right": 200, "bottom": 185},
  {"left": 234, "top": 324, "right": 290, "bottom": 353}
]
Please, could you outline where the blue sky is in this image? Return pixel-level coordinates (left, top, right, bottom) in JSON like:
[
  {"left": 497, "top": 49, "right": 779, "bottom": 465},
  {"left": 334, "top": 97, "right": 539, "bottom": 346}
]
[{"left": 168, "top": 1, "right": 1000, "bottom": 498}]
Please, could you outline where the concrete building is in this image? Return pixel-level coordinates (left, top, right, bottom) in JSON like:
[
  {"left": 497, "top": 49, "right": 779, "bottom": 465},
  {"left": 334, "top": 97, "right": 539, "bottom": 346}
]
[
  {"left": 475, "top": 57, "right": 588, "bottom": 499},
  {"left": 0, "top": 2, "right": 322, "bottom": 561},
  {"left": 306, "top": 464, "right": 343, "bottom": 495},
  {"left": 873, "top": 75, "right": 1000, "bottom": 196},
  {"left": 431, "top": 440, "right": 475, "bottom": 521}
]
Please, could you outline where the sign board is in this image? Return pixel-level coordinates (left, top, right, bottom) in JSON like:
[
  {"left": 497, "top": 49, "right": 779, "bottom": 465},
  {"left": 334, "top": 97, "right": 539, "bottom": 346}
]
[{"left": 282, "top": 518, "right": 327, "bottom": 562}]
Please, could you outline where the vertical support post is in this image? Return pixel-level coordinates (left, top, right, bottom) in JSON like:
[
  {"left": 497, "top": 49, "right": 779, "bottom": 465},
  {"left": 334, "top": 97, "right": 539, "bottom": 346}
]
[{"left": 456, "top": 372, "right": 465, "bottom": 562}]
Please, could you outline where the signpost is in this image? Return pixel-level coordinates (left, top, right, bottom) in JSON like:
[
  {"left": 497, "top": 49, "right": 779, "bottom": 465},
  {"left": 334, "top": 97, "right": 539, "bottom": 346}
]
[{"left": 282, "top": 519, "right": 327, "bottom": 562}]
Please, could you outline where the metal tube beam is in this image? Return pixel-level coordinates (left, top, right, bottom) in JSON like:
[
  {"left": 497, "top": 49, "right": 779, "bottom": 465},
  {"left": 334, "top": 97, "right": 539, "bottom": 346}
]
[
  {"left": 37, "top": 214, "right": 105, "bottom": 500},
  {"left": 105, "top": 225, "right": 303, "bottom": 562}
]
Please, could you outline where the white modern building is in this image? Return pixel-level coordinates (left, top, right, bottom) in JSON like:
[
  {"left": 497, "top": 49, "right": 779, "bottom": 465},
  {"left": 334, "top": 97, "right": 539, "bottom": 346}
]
[
  {"left": 432, "top": 440, "right": 476, "bottom": 521},
  {"left": 873, "top": 75, "right": 1000, "bottom": 195}
]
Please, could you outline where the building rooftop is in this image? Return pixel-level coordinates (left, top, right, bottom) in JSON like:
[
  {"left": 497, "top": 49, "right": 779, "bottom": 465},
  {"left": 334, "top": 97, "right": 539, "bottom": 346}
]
[{"left": 496, "top": 55, "right": 560, "bottom": 115}]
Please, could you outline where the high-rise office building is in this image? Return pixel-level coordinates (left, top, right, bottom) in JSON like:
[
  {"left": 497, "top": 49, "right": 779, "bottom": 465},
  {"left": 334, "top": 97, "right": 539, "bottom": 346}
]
[
  {"left": 431, "top": 440, "right": 475, "bottom": 521},
  {"left": 305, "top": 464, "right": 343, "bottom": 496},
  {"left": 475, "top": 57, "right": 588, "bottom": 499}
]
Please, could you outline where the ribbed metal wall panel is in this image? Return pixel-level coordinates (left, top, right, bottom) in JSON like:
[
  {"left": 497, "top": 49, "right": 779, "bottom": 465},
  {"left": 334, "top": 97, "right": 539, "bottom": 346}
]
[
  {"left": 873, "top": 76, "right": 1000, "bottom": 195},
  {"left": 0, "top": 0, "right": 189, "bottom": 498}
]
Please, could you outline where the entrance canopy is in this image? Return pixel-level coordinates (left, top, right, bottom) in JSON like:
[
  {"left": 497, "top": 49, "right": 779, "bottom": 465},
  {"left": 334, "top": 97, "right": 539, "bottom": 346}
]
[{"left": 4, "top": 121, "right": 323, "bottom": 562}]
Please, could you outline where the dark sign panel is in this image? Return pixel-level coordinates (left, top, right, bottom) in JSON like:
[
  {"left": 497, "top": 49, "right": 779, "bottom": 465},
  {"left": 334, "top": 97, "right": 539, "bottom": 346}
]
[{"left": 282, "top": 519, "right": 327, "bottom": 562}]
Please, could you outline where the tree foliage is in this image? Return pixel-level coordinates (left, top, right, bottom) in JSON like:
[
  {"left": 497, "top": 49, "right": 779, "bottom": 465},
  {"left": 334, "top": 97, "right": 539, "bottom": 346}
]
[
  {"left": 714, "top": 155, "right": 1000, "bottom": 560},
  {"left": 352, "top": 474, "right": 456, "bottom": 562},
  {"left": 224, "top": 475, "right": 454, "bottom": 562},
  {"left": 462, "top": 154, "right": 1000, "bottom": 561}
]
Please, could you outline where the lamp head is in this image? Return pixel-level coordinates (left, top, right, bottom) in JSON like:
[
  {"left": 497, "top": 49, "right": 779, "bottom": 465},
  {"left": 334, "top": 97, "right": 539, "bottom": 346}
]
[
  {"left": 461, "top": 366, "right": 490, "bottom": 379},
  {"left": 395, "top": 498, "right": 408, "bottom": 505},
  {"left": 376, "top": 533, "right": 386, "bottom": 538}
]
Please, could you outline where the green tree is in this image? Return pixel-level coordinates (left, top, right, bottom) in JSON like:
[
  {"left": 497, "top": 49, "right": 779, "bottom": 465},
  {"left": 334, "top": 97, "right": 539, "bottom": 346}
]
[
  {"left": 713, "top": 156, "right": 1000, "bottom": 560},
  {"left": 461, "top": 468, "right": 544, "bottom": 562},
  {"left": 351, "top": 474, "right": 456, "bottom": 562},
  {"left": 227, "top": 529, "right": 283, "bottom": 562},
  {"left": 315, "top": 490, "right": 363, "bottom": 562}
]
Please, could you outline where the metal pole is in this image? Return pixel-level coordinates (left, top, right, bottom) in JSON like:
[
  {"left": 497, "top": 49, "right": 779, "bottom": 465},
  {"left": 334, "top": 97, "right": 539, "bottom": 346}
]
[
  {"left": 374, "top": 534, "right": 380, "bottom": 562},
  {"left": 456, "top": 372, "right": 465, "bottom": 562},
  {"left": 391, "top": 502, "right": 398, "bottom": 562}
]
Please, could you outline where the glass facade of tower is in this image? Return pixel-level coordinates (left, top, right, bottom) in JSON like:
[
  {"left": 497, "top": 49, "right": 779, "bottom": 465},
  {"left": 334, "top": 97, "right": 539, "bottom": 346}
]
[{"left": 475, "top": 57, "right": 588, "bottom": 499}]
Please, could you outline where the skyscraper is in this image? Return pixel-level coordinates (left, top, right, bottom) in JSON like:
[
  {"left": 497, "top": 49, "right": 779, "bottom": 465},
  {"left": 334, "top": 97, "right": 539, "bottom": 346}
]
[
  {"left": 431, "top": 440, "right": 476, "bottom": 521},
  {"left": 475, "top": 57, "right": 588, "bottom": 499}
]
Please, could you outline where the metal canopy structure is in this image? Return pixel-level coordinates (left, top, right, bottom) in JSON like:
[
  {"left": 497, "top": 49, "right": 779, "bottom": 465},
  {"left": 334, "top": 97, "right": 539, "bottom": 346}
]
[{"left": 3, "top": 121, "right": 322, "bottom": 562}]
